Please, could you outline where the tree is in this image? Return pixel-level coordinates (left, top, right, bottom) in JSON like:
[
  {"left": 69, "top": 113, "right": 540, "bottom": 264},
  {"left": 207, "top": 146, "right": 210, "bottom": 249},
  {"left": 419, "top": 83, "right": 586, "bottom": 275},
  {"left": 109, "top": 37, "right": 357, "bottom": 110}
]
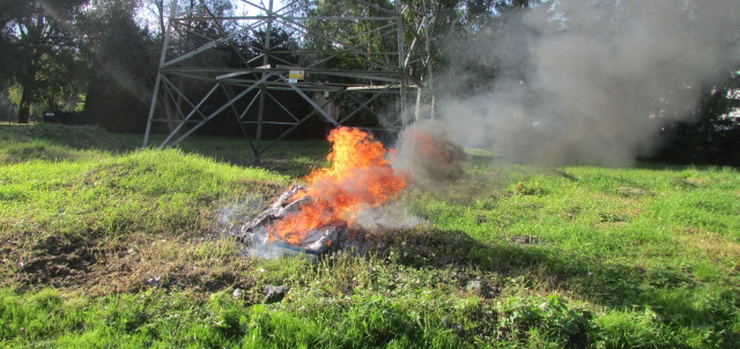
[
  {"left": 79, "top": 0, "right": 159, "bottom": 132},
  {"left": 0, "top": 2, "right": 24, "bottom": 82},
  {"left": 417, "top": 1, "right": 542, "bottom": 94},
  {"left": 1, "top": 0, "right": 88, "bottom": 123},
  {"left": 294, "top": 0, "right": 401, "bottom": 72},
  {"left": 651, "top": 69, "right": 740, "bottom": 165},
  {"left": 142, "top": 0, "right": 237, "bottom": 133}
]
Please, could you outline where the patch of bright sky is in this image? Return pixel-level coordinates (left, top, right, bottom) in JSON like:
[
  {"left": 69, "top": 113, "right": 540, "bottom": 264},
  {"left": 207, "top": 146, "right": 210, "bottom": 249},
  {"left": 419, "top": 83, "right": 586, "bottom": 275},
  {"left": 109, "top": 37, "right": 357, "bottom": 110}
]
[{"left": 136, "top": 0, "right": 289, "bottom": 33}]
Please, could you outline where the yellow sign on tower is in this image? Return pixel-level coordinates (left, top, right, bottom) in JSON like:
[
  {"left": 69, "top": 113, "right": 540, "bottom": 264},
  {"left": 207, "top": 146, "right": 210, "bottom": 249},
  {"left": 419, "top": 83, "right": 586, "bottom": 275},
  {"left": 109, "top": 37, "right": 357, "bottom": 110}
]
[{"left": 288, "top": 70, "right": 305, "bottom": 83}]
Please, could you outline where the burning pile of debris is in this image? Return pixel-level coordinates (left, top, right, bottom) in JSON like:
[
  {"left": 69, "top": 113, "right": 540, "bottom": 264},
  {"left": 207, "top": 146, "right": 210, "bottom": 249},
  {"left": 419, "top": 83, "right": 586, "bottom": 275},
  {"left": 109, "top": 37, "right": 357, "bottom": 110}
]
[
  {"left": 235, "top": 123, "right": 465, "bottom": 257},
  {"left": 238, "top": 184, "right": 350, "bottom": 255},
  {"left": 237, "top": 127, "right": 408, "bottom": 256}
]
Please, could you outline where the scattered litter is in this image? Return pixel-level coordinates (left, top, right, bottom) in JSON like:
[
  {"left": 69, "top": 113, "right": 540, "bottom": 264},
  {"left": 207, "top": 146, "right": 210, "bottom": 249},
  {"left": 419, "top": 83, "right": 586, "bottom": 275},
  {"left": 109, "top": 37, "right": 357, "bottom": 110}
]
[
  {"left": 466, "top": 277, "right": 498, "bottom": 299},
  {"left": 466, "top": 279, "right": 482, "bottom": 294},
  {"left": 232, "top": 288, "right": 243, "bottom": 299},
  {"left": 147, "top": 276, "right": 161, "bottom": 287}
]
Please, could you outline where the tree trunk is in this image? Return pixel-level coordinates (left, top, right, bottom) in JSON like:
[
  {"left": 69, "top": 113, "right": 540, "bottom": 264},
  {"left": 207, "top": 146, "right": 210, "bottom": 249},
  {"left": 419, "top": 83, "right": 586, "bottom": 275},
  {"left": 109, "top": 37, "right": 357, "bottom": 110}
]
[
  {"left": 17, "top": 85, "right": 33, "bottom": 124},
  {"left": 17, "top": 59, "right": 38, "bottom": 124}
]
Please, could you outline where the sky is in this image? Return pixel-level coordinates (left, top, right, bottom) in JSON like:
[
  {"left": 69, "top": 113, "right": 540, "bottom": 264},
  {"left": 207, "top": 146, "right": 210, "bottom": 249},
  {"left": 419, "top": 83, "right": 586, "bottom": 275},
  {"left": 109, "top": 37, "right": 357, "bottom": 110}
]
[{"left": 136, "top": 0, "right": 290, "bottom": 33}]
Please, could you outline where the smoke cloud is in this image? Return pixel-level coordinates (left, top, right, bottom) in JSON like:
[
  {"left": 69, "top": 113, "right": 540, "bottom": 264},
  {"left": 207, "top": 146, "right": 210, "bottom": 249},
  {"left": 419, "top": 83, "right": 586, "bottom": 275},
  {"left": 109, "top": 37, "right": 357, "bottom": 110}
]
[
  {"left": 427, "top": 0, "right": 739, "bottom": 166},
  {"left": 394, "top": 120, "right": 467, "bottom": 192}
]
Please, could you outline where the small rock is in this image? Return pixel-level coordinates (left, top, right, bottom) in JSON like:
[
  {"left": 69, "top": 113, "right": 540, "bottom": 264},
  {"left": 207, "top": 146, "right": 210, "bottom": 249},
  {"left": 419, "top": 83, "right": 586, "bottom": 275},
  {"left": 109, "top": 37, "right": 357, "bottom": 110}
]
[
  {"left": 466, "top": 280, "right": 483, "bottom": 294},
  {"left": 467, "top": 278, "right": 499, "bottom": 299},
  {"left": 147, "top": 277, "right": 161, "bottom": 287},
  {"left": 538, "top": 301, "right": 549, "bottom": 311},
  {"left": 232, "top": 288, "right": 243, "bottom": 299},
  {"left": 264, "top": 285, "right": 289, "bottom": 303}
]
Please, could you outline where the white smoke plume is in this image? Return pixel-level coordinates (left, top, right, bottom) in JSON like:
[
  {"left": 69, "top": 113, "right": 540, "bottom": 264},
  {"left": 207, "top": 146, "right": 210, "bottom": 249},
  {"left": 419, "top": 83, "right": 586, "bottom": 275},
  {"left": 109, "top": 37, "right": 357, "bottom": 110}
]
[{"left": 428, "top": 0, "right": 739, "bottom": 166}]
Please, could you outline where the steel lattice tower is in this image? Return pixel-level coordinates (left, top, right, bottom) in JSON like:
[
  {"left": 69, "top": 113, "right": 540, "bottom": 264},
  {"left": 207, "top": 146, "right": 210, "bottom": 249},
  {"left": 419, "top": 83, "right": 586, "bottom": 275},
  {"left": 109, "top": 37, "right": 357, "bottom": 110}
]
[{"left": 143, "top": 0, "right": 433, "bottom": 162}]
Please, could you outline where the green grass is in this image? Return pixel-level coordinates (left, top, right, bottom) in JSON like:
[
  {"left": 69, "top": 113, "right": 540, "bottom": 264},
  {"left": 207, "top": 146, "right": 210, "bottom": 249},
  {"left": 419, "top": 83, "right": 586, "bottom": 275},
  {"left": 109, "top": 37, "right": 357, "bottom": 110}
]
[
  {"left": 0, "top": 124, "right": 737, "bottom": 348},
  {"left": 144, "top": 132, "right": 331, "bottom": 177}
]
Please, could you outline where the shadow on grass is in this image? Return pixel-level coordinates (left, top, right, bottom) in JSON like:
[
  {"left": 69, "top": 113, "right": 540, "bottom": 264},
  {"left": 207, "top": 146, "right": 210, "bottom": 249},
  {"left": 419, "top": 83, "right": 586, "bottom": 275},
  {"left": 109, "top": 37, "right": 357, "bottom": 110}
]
[
  {"left": 0, "top": 124, "right": 139, "bottom": 151},
  {"left": 1, "top": 124, "right": 330, "bottom": 178},
  {"left": 633, "top": 161, "right": 737, "bottom": 171},
  {"left": 383, "top": 228, "right": 736, "bottom": 340},
  {"left": 159, "top": 136, "right": 330, "bottom": 178}
]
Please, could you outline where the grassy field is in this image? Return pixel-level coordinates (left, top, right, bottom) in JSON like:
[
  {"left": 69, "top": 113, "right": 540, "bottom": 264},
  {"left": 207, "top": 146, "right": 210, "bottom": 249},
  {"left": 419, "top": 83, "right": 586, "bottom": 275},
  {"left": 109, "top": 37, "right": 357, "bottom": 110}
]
[{"left": 0, "top": 124, "right": 737, "bottom": 348}]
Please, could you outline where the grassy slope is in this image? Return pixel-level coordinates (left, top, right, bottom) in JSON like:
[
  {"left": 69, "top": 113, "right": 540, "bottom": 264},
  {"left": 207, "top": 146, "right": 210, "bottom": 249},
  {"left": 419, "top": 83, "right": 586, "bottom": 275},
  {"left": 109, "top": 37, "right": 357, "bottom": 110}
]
[{"left": 0, "top": 124, "right": 737, "bottom": 348}]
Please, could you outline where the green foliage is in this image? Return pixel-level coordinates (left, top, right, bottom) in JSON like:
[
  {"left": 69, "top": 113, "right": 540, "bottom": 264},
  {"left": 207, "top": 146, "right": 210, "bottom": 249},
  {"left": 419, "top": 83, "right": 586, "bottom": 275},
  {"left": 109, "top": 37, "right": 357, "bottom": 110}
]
[
  {"left": 650, "top": 70, "right": 740, "bottom": 166},
  {"left": 78, "top": 0, "right": 159, "bottom": 133},
  {"left": 493, "top": 294, "right": 590, "bottom": 346},
  {"left": 0, "top": 149, "right": 285, "bottom": 239},
  {"left": 1, "top": 0, "right": 89, "bottom": 122},
  {"left": 301, "top": 0, "right": 398, "bottom": 70}
]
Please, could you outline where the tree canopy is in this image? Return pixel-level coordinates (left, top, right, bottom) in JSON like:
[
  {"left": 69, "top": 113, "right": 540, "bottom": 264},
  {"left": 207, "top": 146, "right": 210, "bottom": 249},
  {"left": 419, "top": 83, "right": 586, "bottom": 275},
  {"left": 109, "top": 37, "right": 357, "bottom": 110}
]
[{"left": 1, "top": 0, "right": 89, "bottom": 123}]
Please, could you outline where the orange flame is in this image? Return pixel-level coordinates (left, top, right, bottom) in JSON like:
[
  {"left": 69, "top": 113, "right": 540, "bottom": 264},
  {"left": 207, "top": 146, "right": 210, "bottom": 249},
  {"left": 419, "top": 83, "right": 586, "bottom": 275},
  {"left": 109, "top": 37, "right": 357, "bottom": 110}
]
[{"left": 269, "top": 127, "right": 407, "bottom": 245}]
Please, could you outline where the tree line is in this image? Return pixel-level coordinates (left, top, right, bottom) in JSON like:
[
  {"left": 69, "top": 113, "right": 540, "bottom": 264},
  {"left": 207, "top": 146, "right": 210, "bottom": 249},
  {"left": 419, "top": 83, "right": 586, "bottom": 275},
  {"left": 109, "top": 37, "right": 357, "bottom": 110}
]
[
  {"left": 0, "top": 0, "right": 534, "bottom": 130},
  {"left": 1, "top": 0, "right": 156, "bottom": 130}
]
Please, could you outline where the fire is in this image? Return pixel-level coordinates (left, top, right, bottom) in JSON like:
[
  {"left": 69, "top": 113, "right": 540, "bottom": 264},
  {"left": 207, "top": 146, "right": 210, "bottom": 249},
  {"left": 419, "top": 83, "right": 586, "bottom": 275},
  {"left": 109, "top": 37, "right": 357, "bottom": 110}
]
[{"left": 268, "top": 127, "right": 407, "bottom": 245}]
